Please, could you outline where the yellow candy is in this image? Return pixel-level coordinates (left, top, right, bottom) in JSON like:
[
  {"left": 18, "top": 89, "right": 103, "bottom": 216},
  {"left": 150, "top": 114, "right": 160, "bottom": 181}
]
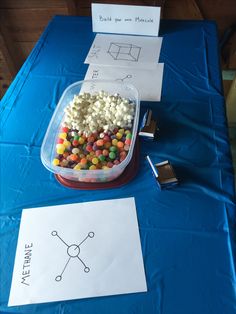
[
  {"left": 116, "top": 132, "right": 122, "bottom": 139},
  {"left": 74, "top": 164, "right": 81, "bottom": 170},
  {"left": 92, "top": 157, "right": 99, "bottom": 165},
  {"left": 89, "top": 165, "right": 97, "bottom": 170},
  {"left": 57, "top": 148, "right": 65, "bottom": 154},
  {"left": 52, "top": 158, "right": 60, "bottom": 166},
  {"left": 63, "top": 140, "right": 71, "bottom": 148},
  {"left": 102, "top": 166, "right": 109, "bottom": 170},
  {"left": 79, "top": 137, "right": 85, "bottom": 144},
  {"left": 59, "top": 132, "right": 67, "bottom": 139},
  {"left": 119, "top": 129, "right": 125, "bottom": 134},
  {"left": 56, "top": 143, "right": 65, "bottom": 150},
  {"left": 112, "top": 139, "right": 118, "bottom": 146}
]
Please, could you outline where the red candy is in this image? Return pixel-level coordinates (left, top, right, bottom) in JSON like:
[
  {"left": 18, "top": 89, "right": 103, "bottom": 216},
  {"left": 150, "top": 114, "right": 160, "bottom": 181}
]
[
  {"left": 103, "top": 135, "right": 110, "bottom": 143},
  {"left": 62, "top": 127, "right": 69, "bottom": 133},
  {"left": 86, "top": 145, "right": 93, "bottom": 152},
  {"left": 95, "top": 149, "right": 102, "bottom": 157},
  {"left": 88, "top": 136, "right": 95, "bottom": 143},
  {"left": 72, "top": 140, "right": 79, "bottom": 146},
  {"left": 120, "top": 155, "right": 126, "bottom": 162},
  {"left": 57, "top": 138, "right": 64, "bottom": 144},
  {"left": 125, "top": 139, "right": 131, "bottom": 145}
]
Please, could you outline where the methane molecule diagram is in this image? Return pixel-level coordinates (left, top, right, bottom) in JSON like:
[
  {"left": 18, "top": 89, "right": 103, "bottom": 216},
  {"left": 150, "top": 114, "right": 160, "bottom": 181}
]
[{"left": 51, "top": 230, "right": 95, "bottom": 282}]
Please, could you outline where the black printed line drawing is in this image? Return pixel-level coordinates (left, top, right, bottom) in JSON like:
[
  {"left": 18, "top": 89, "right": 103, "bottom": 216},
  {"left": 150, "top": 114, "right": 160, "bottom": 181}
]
[
  {"left": 89, "top": 82, "right": 97, "bottom": 92},
  {"left": 115, "top": 74, "right": 132, "bottom": 82},
  {"left": 89, "top": 45, "right": 101, "bottom": 59},
  {"left": 51, "top": 230, "right": 95, "bottom": 281},
  {"left": 107, "top": 43, "right": 141, "bottom": 62}
]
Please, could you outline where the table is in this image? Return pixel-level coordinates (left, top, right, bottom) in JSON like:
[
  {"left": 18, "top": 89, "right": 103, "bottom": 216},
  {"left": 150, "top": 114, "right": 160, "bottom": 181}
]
[{"left": 1, "top": 16, "right": 236, "bottom": 314}]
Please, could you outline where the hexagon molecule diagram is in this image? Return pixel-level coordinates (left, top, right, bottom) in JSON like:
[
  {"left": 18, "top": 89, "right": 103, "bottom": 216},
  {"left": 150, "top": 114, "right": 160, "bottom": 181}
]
[
  {"left": 51, "top": 230, "right": 95, "bottom": 281},
  {"left": 107, "top": 42, "right": 141, "bottom": 62}
]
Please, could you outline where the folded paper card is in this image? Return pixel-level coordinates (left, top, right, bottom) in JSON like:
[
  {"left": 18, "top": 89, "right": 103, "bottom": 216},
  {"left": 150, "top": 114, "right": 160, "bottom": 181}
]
[
  {"left": 92, "top": 3, "right": 161, "bottom": 36},
  {"left": 8, "top": 198, "right": 147, "bottom": 306},
  {"left": 139, "top": 109, "right": 158, "bottom": 138}
]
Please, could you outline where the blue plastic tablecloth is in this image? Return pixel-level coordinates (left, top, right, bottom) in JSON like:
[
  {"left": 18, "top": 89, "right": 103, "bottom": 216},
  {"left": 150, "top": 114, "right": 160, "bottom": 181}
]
[{"left": 1, "top": 16, "right": 236, "bottom": 314}]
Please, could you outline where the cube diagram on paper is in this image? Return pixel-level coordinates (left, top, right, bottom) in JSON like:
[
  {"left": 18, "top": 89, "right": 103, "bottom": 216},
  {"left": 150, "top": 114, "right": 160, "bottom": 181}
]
[{"left": 84, "top": 34, "right": 162, "bottom": 69}]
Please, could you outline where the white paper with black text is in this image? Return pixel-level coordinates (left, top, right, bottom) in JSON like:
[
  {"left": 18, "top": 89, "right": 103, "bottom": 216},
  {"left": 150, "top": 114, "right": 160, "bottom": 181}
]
[
  {"left": 83, "top": 63, "right": 164, "bottom": 101},
  {"left": 92, "top": 3, "right": 161, "bottom": 36},
  {"left": 8, "top": 198, "right": 147, "bottom": 306}
]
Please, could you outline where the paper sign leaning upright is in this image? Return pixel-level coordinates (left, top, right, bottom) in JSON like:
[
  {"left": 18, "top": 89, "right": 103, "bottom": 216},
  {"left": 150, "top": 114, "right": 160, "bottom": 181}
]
[{"left": 92, "top": 3, "right": 161, "bottom": 36}]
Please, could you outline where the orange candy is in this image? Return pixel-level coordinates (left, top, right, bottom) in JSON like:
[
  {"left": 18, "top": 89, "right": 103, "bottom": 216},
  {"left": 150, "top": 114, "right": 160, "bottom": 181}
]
[
  {"left": 70, "top": 154, "right": 78, "bottom": 162},
  {"left": 117, "top": 141, "right": 124, "bottom": 148},
  {"left": 102, "top": 149, "right": 109, "bottom": 156},
  {"left": 96, "top": 139, "right": 104, "bottom": 146},
  {"left": 80, "top": 158, "right": 87, "bottom": 165}
]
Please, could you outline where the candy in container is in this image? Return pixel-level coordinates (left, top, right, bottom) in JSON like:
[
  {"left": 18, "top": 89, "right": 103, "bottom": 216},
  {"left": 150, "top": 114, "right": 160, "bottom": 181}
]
[{"left": 41, "top": 80, "right": 140, "bottom": 183}]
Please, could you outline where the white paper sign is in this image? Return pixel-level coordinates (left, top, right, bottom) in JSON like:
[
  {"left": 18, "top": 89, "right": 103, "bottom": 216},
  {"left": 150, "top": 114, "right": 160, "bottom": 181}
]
[
  {"left": 83, "top": 64, "right": 164, "bottom": 101},
  {"left": 92, "top": 3, "right": 161, "bottom": 36},
  {"left": 8, "top": 198, "right": 147, "bottom": 306},
  {"left": 85, "top": 34, "right": 162, "bottom": 69}
]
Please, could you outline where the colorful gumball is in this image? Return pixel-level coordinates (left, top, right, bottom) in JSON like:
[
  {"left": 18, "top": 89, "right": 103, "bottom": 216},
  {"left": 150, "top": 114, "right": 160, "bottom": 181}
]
[
  {"left": 125, "top": 138, "right": 131, "bottom": 145},
  {"left": 109, "top": 152, "right": 116, "bottom": 159},
  {"left": 53, "top": 158, "right": 60, "bottom": 166},
  {"left": 102, "top": 149, "right": 109, "bottom": 156},
  {"left": 96, "top": 139, "right": 104, "bottom": 147},
  {"left": 117, "top": 141, "right": 124, "bottom": 149},
  {"left": 92, "top": 157, "right": 99, "bottom": 165},
  {"left": 62, "top": 127, "right": 69, "bottom": 133}
]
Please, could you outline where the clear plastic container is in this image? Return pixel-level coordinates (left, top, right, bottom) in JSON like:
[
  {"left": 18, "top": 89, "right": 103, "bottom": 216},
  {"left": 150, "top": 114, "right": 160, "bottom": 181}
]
[{"left": 41, "top": 80, "right": 140, "bottom": 183}]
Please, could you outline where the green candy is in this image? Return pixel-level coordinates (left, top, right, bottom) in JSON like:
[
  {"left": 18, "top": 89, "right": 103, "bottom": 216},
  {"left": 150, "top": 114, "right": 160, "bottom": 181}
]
[
  {"left": 109, "top": 146, "right": 117, "bottom": 152},
  {"left": 99, "top": 155, "right": 106, "bottom": 161},
  {"left": 126, "top": 133, "right": 132, "bottom": 139},
  {"left": 109, "top": 152, "right": 116, "bottom": 159}
]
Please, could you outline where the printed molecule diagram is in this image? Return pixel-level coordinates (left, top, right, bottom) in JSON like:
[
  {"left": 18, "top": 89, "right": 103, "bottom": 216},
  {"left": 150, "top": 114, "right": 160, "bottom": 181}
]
[
  {"left": 51, "top": 230, "right": 95, "bottom": 282},
  {"left": 115, "top": 74, "right": 132, "bottom": 82},
  {"left": 107, "top": 42, "right": 141, "bottom": 62}
]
